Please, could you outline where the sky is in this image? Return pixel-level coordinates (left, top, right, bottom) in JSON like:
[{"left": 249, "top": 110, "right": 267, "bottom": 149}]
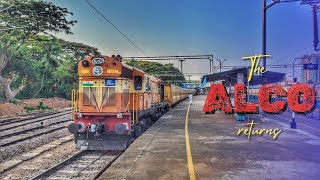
[{"left": 48, "top": 0, "right": 315, "bottom": 80}]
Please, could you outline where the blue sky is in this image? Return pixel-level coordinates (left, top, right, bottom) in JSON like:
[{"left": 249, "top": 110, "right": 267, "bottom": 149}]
[{"left": 49, "top": 0, "right": 315, "bottom": 80}]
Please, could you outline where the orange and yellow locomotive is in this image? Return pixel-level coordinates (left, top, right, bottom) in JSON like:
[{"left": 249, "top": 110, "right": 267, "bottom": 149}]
[{"left": 69, "top": 55, "right": 194, "bottom": 150}]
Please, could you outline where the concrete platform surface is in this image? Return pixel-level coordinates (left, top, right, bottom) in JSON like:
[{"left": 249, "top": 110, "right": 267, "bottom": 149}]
[{"left": 98, "top": 95, "right": 320, "bottom": 180}]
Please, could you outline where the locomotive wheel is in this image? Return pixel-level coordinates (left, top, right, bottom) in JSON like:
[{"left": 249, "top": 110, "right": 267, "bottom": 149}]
[
  {"left": 155, "top": 113, "right": 160, "bottom": 120},
  {"left": 151, "top": 113, "right": 158, "bottom": 122},
  {"left": 146, "top": 117, "right": 153, "bottom": 127},
  {"left": 134, "top": 126, "right": 142, "bottom": 138},
  {"left": 127, "top": 139, "right": 132, "bottom": 147},
  {"left": 141, "top": 118, "right": 148, "bottom": 132}
]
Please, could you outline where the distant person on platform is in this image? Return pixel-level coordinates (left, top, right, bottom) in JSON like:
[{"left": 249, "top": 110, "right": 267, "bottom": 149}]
[{"left": 189, "top": 93, "right": 193, "bottom": 105}]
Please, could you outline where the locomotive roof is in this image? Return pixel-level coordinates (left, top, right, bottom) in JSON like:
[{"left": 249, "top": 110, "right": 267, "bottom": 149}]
[{"left": 122, "top": 61, "right": 162, "bottom": 83}]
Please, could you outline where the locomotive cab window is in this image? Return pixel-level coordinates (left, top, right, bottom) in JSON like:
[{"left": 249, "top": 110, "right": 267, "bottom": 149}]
[{"left": 134, "top": 76, "right": 142, "bottom": 90}]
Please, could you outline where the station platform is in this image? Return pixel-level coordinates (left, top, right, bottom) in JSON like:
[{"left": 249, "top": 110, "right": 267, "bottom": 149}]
[{"left": 98, "top": 95, "right": 320, "bottom": 180}]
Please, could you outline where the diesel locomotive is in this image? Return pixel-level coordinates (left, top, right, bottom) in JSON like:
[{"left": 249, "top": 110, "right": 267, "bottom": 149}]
[{"left": 69, "top": 55, "right": 195, "bottom": 150}]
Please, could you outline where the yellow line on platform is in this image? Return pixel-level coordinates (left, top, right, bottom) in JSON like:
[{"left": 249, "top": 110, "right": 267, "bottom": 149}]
[{"left": 185, "top": 104, "right": 196, "bottom": 180}]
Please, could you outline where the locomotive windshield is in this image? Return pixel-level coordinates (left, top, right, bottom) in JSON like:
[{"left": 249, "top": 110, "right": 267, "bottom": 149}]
[{"left": 82, "top": 79, "right": 116, "bottom": 109}]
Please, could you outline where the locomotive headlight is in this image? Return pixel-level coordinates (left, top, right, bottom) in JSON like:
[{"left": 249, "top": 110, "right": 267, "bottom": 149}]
[
  {"left": 93, "top": 66, "right": 103, "bottom": 76},
  {"left": 92, "top": 57, "right": 105, "bottom": 65},
  {"left": 79, "top": 122, "right": 85, "bottom": 131},
  {"left": 90, "top": 123, "right": 97, "bottom": 132},
  {"left": 82, "top": 60, "right": 89, "bottom": 67},
  {"left": 117, "top": 113, "right": 123, "bottom": 118}
]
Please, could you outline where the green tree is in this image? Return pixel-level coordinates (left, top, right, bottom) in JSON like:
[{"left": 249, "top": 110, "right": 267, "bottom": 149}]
[
  {"left": 0, "top": 0, "right": 76, "bottom": 101},
  {"left": 7, "top": 35, "right": 99, "bottom": 100},
  {"left": 125, "top": 60, "right": 186, "bottom": 84}
]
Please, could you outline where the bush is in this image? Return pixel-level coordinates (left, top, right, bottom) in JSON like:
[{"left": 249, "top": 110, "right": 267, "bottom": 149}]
[
  {"left": 9, "top": 99, "right": 18, "bottom": 105},
  {"left": 24, "top": 105, "right": 35, "bottom": 111},
  {"left": 24, "top": 102, "right": 52, "bottom": 111},
  {"left": 37, "top": 101, "right": 52, "bottom": 110}
]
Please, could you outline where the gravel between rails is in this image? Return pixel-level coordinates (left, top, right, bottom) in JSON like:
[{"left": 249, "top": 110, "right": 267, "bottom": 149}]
[
  {"left": 0, "top": 121, "right": 71, "bottom": 148},
  {"left": 0, "top": 129, "right": 71, "bottom": 163},
  {"left": 31, "top": 150, "right": 123, "bottom": 180},
  {"left": 1, "top": 141, "right": 79, "bottom": 180}
]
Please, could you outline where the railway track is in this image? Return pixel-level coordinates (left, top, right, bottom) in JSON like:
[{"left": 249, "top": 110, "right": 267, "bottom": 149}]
[
  {"left": 30, "top": 150, "right": 123, "bottom": 180},
  {"left": 0, "top": 111, "right": 71, "bottom": 131},
  {"left": 0, "top": 111, "right": 52, "bottom": 124},
  {"left": 0, "top": 113, "right": 71, "bottom": 148},
  {"left": 0, "top": 114, "right": 70, "bottom": 138},
  {"left": 0, "top": 109, "right": 71, "bottom": 126}
]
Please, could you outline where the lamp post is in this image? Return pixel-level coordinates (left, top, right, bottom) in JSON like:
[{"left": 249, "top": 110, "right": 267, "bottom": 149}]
[
  {"left": 261, "top": 0, "right": 301, "bottom": 118},
  {"left": 262, "top": 0, "right": 301, "bottom": 69},
  {"left": 209, "top": 57, "right": 213, "bottom": 74},
  {"left": 179, "top": 59, "right": 185, "bottom": 73},
  {"left": 291, "top": 58, "right": 298, "bottom": 128},
  {"left": 215, "top": 58, "right": 227, "bottom": 73},
  {"left": 188, "top": 75, "right": 192, "bottom": 83}
]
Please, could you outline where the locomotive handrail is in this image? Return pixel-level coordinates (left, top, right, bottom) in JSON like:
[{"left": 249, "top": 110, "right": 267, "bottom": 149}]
[
  {"left": 132, "top": 90, "right": 135, "bottom": 126},
  {"left": 75, "top": 90, "right": 78, "bottom": 112},
  {"left": 136, "top": 91, "right": 139, "bottom": 124},
  {"left": 125, "top": 95, "right": 130, "bottom": 112},
  {"left": 71, "top": 89, "right": 74, "bottom": 112},
  {"left": 71, "top": 89, "right": 79, "bottom": 121}
]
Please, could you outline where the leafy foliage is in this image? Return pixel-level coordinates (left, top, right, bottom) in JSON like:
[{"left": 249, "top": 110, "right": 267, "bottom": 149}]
[
  {"left": 2, "top": 34, "right": 99, "bottom": 100},
  {"left": 0, "top": 0, "right": 99, "bottom": 101},
  {"left": 37, "top": 101, "right": 51, "bottom": 110},
  {"left": 9, "top": 98, "right": 18, "bottom": 104},
  {"left": 24, "top": 104, "right": 35, "bottom": 111},
  {"left": 23, "top": 101, "right": 51, "bottom": 111},
  {"left": 0, "top": 0, "right": 76, "bottom": 36},
  {"left": 0, "top": 1, "right": 184, "bottom": 102},
  {"left": 125, "top": 60, "right": 186, "bottom": 84}
]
